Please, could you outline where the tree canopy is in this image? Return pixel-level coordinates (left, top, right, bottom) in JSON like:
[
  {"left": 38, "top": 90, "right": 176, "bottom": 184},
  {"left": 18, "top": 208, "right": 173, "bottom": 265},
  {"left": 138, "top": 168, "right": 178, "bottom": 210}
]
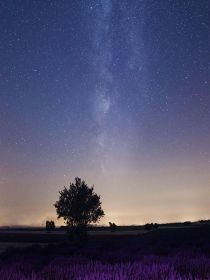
[{"left": 54, "top": 177, "right": 105, "bottom": 228}]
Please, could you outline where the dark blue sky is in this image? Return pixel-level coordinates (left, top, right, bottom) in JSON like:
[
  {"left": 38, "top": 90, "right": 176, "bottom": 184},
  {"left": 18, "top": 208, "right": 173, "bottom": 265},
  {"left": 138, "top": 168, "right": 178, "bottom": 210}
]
[{"left": 0, "top": 0, "right": 209, "bottom": 226}]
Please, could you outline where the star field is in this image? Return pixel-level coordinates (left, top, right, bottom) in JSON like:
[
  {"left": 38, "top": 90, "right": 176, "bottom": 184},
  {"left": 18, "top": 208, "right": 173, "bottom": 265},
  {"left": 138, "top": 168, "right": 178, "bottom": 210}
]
[{"left": 0, "top": 0, "right": 210, "bottom": 226}]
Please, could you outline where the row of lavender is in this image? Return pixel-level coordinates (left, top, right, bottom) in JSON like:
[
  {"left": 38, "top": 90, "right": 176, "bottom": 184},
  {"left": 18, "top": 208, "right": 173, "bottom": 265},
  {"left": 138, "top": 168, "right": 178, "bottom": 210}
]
[{"left": 0, "top": 253, "right": 210, "bottom": 280}]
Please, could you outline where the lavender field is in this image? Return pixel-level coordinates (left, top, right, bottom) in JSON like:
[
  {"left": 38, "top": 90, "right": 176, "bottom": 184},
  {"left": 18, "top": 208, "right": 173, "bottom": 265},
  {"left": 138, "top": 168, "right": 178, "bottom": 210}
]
[
  {"left": 0, "top": 253, "right": 210, "bottom": 280},
  {"left": 1, "top": 226, "right": 210, "bottom": 280}
]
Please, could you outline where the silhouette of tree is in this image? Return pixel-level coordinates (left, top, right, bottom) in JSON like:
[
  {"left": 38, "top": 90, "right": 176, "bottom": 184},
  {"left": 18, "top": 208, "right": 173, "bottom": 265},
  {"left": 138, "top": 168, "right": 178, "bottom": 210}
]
[
  {"left": 109, "top": 222, "right": 117, "bottom": 232},
  {"left": 46, "top": 220, "right": 55, "bottom": 231},
  {"left": 144, "top": 223, "right": 159, "bottom": 231},
  {"left": 54, "top": 177, "right": 104, "bottom": 242}
]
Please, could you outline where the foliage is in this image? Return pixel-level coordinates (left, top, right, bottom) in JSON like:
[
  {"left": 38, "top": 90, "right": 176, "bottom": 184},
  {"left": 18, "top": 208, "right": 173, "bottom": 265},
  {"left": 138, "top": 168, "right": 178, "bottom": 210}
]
[
  {"left": 1, "top": 253, "right": 210, "bottom": 279},
  {"left": 145, "top": 223, "right": 159, "bottom": 231},
  {"left": 45, "top": 220, "right": 55, "bottom": 231},
  {"left": 54, "top": 177, "right": 104, "bottom": 241},
  {"left": 109, "top": 222, "right": 117, "bottom": 232}
]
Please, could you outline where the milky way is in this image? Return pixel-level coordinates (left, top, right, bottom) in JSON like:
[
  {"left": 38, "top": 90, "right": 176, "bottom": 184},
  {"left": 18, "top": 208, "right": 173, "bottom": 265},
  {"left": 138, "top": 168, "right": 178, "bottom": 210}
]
[{"left": 0, "top": 1, "right": 209, "bottom": 226}]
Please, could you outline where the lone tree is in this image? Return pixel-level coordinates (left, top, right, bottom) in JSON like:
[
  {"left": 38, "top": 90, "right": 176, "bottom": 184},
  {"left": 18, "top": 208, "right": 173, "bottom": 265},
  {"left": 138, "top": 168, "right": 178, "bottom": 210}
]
[{"left": 54, "top": 177, "right": 104, "bottom": 242}]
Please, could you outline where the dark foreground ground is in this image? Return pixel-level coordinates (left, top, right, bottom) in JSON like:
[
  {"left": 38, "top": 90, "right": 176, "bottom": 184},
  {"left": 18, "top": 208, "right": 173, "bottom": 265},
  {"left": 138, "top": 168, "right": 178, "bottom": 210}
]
[
  {"left": 1, "top": 224, "right": 210, "bottom": 257},
  {"left": 0, "top": 224, "right": 210, "bottom": 279}
]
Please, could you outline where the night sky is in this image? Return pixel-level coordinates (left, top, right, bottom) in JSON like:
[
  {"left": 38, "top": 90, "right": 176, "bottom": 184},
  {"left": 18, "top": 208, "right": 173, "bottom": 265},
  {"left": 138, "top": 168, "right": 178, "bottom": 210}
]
[{"left": 0, "top": 1, "right": 209, "bottom": 226}]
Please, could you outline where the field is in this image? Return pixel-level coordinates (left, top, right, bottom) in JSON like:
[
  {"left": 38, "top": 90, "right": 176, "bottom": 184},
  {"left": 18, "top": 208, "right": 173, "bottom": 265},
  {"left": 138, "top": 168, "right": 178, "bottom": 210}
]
[{"left": 0, "top": 224, "right": 210, "bottom": 279}]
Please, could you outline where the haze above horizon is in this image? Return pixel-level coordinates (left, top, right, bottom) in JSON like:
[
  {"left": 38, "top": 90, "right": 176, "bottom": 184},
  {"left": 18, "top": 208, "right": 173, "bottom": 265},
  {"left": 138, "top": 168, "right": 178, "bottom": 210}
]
[{"left": 0, "top": 1, "right": 209, "bottom": 226}]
